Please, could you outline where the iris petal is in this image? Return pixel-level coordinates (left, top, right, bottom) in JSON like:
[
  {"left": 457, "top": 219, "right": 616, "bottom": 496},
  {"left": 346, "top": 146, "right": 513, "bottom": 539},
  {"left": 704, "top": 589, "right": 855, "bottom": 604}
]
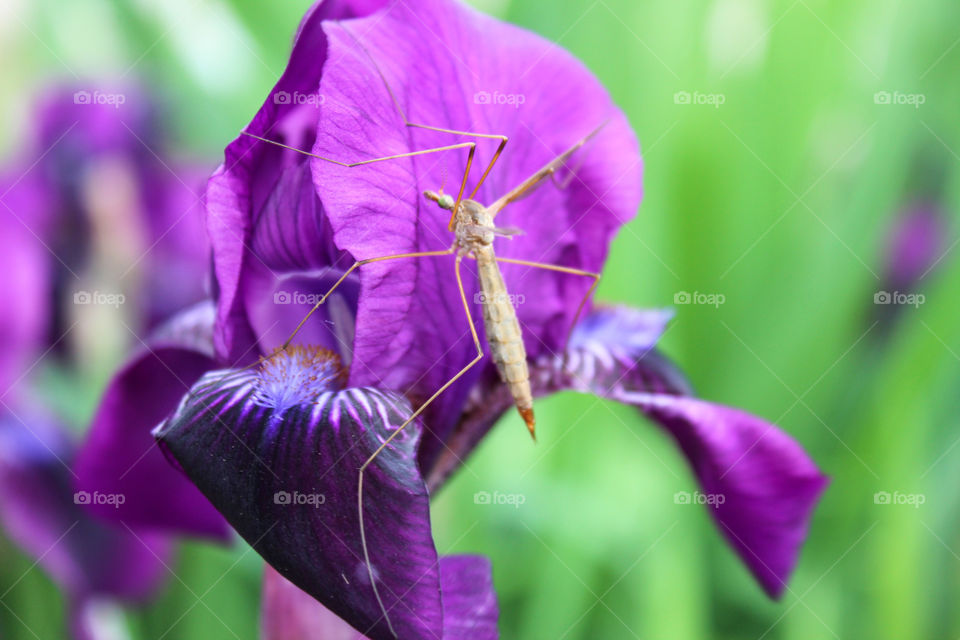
[
  {"left": 557, "top": 306, "right": 829, "bottom": 598},
  {"left": 206, "top": 0, "right": 387, "bottom": 363},
  {"left": 313, "top": 0, "right": 642, "bottom": 464},
  {"left": 155, "top": 348, "right": 495, "bottom": 639},
  {"left": 75, "top": 302, "right": 229, "bottom": 540},
  {"left": 0, "top": 406, "right": 171, "bottom": 602}
]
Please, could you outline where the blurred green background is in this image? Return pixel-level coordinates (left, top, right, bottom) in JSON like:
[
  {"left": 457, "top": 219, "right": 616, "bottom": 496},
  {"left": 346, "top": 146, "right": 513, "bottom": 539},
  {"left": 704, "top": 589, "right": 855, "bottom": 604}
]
[{"left": 2, "top": 0, "right": 959, "bottom": 638}]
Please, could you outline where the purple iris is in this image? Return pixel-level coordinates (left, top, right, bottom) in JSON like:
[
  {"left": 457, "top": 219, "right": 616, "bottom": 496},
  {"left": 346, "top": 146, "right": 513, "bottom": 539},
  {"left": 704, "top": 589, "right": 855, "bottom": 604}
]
[
  {"left": 0, "top": 404, "right": 172, "bottom": 640},
  {"left": 873, "top": 203, "right": 947, "bottom": 332},
  {"left": 881, "top": 203, "right": 945, "bottom": 292},
  {"left": 0, "top": 84, "right": 219, "bottom": 639},
  {"left": 0, "top": 84, "right": 226, "bottom": 540},
  {"left": 0, "top": 205, "right": 49, "bottom": 399},
  {"left": 0, "top": 84, "right": 210, "bottom": 349},
  {"left": 84, "top": 0, "right": 827, "bottom": 638}
]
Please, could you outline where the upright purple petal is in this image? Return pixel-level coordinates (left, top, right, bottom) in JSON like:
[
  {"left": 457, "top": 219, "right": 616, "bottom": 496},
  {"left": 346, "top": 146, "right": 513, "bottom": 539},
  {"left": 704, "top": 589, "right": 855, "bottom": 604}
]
[
  {"left": 542, "top": 306, "right": 829, "bottom": 598},
  {"left": 141, "top": 162, "right": 212, "bottom": 326},
  {"left": 206, "top": 0, "right": 388, "bottom": 364},
  {"left": 74, "top": 302, "right": 229, "bottom": 540},
  {"left": 313, "top": 0, "right": 641, "bottom": 460},
  {"left": 154, "top": 347, "right": 495, "bottom": 639}
]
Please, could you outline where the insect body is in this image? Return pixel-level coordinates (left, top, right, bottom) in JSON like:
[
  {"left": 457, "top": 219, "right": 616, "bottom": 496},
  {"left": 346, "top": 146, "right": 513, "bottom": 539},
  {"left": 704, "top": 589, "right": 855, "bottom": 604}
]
[{"left": 425, "top": 192, "right": 536, "bottom": 437}]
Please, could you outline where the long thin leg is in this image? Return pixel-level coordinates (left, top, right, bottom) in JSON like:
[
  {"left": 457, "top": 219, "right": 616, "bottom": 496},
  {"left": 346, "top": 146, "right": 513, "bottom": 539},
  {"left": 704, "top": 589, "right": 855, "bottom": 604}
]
[
  {"left": 550, "top": 127, "right": 602, "bottom": 190},
  {"left": 493, "top": 256, "right": 600, "bottom": 364},
  {"left": 272, "top": 247, "right": 456, "bottom": 355},
  {"left": 359, "top": 253, "right": 484, "bottom": 637},
  {"left": 488, "top": 121, "right": 609, "bottom": 218},
  {"left": 244, "top": 126, "right": 485, "bottom": 232},
  {"left": 240, "top": 132, "right": 474, "bottom": 171}
]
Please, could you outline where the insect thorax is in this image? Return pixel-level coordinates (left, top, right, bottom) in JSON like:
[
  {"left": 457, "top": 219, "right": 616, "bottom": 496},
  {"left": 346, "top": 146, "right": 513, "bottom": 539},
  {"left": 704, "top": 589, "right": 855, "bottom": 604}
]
[{"left": 453, "top": 199, "right": 495, "bottom": 251}]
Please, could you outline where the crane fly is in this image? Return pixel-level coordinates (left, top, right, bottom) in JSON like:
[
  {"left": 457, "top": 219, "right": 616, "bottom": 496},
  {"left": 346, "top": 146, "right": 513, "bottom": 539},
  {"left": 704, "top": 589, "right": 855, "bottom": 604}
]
[{"left": 242, "top": 21, "right": 604, "bottom": 637}]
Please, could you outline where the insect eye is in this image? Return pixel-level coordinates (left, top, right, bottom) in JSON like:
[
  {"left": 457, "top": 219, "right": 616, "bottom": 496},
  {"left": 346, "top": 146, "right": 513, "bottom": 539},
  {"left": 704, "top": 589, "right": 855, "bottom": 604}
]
[{"left": 438, "top": 194, "right": 455, "bottom": 210}]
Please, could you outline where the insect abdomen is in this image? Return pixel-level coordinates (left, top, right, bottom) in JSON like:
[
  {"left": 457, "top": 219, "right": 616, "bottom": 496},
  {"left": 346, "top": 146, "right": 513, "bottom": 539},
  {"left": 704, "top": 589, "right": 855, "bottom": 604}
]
[{"left": 475, "top": 247, "right": 535, "bottom": 439}]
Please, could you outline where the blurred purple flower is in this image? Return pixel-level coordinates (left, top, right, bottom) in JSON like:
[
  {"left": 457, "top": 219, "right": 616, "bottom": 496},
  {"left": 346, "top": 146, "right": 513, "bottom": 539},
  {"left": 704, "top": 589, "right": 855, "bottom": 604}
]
[
  {"left": 88, "top": 0, "right": 827, "bottom": 637},
  {"left": 0, "top": 81, "right": 220, "bottom": 639},
  {"left": 0, "top": 206, "right": 50, "bottom": 399},
  {"left": 872, "top": 203, "right": 947, "bottom": 332},
  {"left": 0, "top": 403, "right": 171, "bottom": 640},
  {"left": 0, "top": 85, "right": 226, "bottom": 538},
  {"left": 881, "top": 203, "right": 945, "bottom": 292},
  {"left": 0, "top": 84, "right": 210, "bottom": 346}
]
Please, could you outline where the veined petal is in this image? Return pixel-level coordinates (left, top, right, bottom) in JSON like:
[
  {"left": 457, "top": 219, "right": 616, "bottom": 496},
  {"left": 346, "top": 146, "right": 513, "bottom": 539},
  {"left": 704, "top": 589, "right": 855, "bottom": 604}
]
[
  {"left": 616, "top": 393, "right": 828, "bottom": 598},
  {"left": 206, "top": 0, "right": 387, "bottom": 363},
  {"left": 154, "top": 347, "right": 488, "bottom": 639},
  {"left": 552, "top": 306, "right": 828, "bottom": 598},
  {"left": 74, "top": 302, "right": 229, "bottom": 540},
  {"left": 314, "top": 0, "right": 642, "bottom": 460}
]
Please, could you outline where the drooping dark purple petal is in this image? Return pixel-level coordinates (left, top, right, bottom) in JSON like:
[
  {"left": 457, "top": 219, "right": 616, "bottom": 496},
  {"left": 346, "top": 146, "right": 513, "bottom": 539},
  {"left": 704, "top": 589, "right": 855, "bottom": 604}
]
[
  {"left": 313, "top": 0, "right": 642, "bottom": 461},
  {"left": 434, "top": 555, "right": 498, "bottom": 639},
  {"left": 154, "top": 347, "right": 495, "bottom": 639},
  {"left": 543, "top": 306, "right": 829, "bottom": 598},
  {"left": 74, "top": 302, "right": 229, "bottom": 540},
  {"left": 612, "top": 393, "right": 828, "bottom": 598},
  {"left": 0, "top": 405, "right": 172, "bottom": 602},
  {"left": 206, "top": 0, "right": 388, "bottom": 364}
]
